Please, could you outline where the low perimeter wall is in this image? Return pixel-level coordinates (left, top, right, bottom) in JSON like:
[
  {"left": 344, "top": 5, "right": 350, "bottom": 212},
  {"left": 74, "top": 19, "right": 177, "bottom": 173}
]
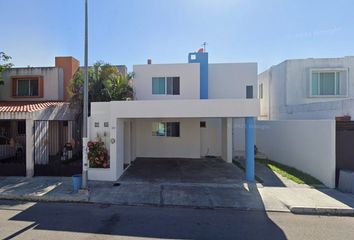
[{"left": 256, "top": 120, "right": 336, "bottom": 188}]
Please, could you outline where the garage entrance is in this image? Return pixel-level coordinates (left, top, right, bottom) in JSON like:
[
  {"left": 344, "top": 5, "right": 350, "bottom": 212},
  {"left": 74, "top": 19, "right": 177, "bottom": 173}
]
[
  {"left": 336, "top": 121, "right": 354, "bottom": 186},
  {"left": 119, "top": 157, "right": 244, "bottom": 184}
]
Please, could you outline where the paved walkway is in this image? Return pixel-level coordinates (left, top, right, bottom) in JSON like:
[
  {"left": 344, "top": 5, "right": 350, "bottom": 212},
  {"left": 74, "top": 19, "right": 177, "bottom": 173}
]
[
  {"left": 1, "top": 175, "right": 354, "bottom": 215},
  {"left": 0, "top": 177, "right": 88, "bottom": 202}
]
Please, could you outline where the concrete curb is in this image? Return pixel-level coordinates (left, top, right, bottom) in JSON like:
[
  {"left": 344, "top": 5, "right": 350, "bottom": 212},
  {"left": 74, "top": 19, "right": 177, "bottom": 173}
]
[
  {"left": 289, "top": 206, "right": 354, "bottom": 216},
  {"left": 0, "top": 194, "right": 89, "bottom": 204}
]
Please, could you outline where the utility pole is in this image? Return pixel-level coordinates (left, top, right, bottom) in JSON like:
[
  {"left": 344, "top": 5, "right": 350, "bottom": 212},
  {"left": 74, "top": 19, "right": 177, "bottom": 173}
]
[{"left": 82, "top": 0, "right": 89, "bottom": 189}]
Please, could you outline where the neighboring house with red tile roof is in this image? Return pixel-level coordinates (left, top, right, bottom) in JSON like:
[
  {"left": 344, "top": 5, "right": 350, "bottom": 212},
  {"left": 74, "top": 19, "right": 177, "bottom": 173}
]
[{"left": 0, "top": 57, "right": 82, "bottom": 177}]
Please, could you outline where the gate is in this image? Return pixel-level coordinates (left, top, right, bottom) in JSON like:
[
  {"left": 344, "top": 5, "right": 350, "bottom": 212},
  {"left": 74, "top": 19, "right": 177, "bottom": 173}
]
[{"left": 336, "top": 121, "right": 354, "bottom": 185}]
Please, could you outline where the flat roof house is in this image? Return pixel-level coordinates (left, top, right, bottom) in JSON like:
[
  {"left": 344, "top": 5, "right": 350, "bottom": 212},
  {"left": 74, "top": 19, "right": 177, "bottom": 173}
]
[
  {"left": 88, "top": 50, "right": 260, "bottom": 182},
  {"left": 256, "top": 56, "right": 354, "bottom": 188},
  {"left": 0, "top": 57, "right": 81, "bottom": 177}
]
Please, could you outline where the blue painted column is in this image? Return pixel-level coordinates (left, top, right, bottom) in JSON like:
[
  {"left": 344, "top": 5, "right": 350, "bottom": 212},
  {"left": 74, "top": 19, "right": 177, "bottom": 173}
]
[{"left": 245, "top": 117, "right": 255, "bottom": 182}]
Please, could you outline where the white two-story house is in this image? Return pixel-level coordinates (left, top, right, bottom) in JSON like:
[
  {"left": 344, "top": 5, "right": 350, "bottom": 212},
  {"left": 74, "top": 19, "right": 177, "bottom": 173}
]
[
  {"left": 258, "top": 56, "right": 354, "bottom": 187},
  {"left": 258, "top": 56, "right": 354, "bottom": 120},
  {"left": 88, "top": 50, "right": 260, "bottom": 182}
]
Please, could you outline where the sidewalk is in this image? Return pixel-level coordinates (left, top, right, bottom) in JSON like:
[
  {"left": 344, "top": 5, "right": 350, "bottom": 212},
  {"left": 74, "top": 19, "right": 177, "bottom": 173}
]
[
  {"left": 1, "top": 176, "right": 354, "bottom": 216},
  {"left": 0, "top": 177, "right": 88, "bottom": 202}
]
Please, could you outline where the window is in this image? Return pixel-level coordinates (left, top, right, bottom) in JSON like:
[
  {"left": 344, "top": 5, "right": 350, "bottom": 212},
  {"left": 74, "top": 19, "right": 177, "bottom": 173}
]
[
  {"left": 167, "top": 77, "right": 180, "bottom": 95},
  {"left": 200, "top": 121, "right": 206, "bottom": 128},
  {"left": 259, "top": 84, "right": 263, "bottom": 99},
  {"left": 152, "top": 77, "right": 165, "bottom": 94},
  {"left": 310, "top": 70, "right": 347, "bottom": 97},
  {"left": 152, "top": 122, "right": 180, "bottom": 137},
  {"left": 12, "top": 76, "right": 43, "bottom": 97},
  {"left": 152, "top": 77, "right": 180, "bottom": 95},
  {"left": 17, "top": 121, "right": 26, "bottom": 135},
  {"left": 246, "top": 85, "right": 253, "bottom": 99},
  {"left": 166, "top": 122, "right": 180, "bottom": 137},
  {"left": 152, "top": 122, "right": 166, "bottom": 136}
]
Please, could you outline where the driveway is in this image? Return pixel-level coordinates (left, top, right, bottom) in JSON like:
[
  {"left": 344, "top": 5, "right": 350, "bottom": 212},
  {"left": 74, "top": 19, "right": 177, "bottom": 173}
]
[
  {"left": 119, "top": 157, "right": 244, "bottom": 184},
  {"left": 88, "top": 157, "right": 266, "bottom": 209}
]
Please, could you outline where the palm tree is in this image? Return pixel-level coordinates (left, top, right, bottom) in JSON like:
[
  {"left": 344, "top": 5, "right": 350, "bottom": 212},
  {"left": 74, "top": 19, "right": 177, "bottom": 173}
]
[{"left": 68, "top": 61, "right": 134, "bottom": 113}]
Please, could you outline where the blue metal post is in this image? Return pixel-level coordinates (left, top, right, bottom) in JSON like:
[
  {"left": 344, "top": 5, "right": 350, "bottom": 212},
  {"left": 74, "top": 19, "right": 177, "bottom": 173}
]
[{"left": 245, "top": 117, "right": 255, "bottom": 182}]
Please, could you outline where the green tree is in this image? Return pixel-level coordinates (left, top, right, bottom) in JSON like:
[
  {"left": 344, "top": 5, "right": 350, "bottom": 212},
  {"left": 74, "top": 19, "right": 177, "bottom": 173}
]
[
  {"left": 0, "top": 52, "right": 14, "bottom": 85},
  {"left": 68, "top": 61, "right": 134, "bottom": 111}
]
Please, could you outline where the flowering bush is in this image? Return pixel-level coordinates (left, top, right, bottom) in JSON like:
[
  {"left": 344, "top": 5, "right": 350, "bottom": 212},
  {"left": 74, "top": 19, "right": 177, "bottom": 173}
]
[{"left": 87, "top": 140, "right": 109, "bottom": 168}]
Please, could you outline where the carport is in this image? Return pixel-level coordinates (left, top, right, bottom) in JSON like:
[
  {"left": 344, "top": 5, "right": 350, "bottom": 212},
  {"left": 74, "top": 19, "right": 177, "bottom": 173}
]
[
  {"left": 119, "top": 157, "right": 245, "bottom": 184},
  {"left": 88, "top": 99, "right": 259, "bottom": 182}
]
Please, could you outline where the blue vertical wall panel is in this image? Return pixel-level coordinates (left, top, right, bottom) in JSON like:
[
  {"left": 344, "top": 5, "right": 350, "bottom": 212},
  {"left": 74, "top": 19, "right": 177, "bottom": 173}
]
[{"left": 188, "top": 52, "right": 209, "bottom": 99}]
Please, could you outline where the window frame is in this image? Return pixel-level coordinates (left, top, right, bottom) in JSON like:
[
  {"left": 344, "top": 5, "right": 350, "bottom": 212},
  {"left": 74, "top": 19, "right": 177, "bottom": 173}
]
[
  {"left": 259, "top": 83, "right": 263, "bottom": 99},
  {"left": 11, "top": 75, "right": 44, "bottom": 98},
  {"left": 152, "top": 121, "right": 180, "bottom": 137},
  {"left": 152, "top": 76, "right": 180, "bottom": 96},
  {"left": 309, "top": 68, "right": 348, "bottom": 98},
  {"left": 246, "top": 85, "right": 253, "bottom": 99}
]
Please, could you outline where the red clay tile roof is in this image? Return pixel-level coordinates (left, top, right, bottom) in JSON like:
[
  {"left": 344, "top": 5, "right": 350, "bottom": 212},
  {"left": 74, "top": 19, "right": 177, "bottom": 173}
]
[{"left": 0, "top": 101, "right": 66, "bottom": 113}]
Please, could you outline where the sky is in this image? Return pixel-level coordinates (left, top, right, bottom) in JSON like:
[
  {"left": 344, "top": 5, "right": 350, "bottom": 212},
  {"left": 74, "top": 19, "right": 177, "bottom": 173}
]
[{"left": 1, "top": 0, "right": 354, "bottom": 72}]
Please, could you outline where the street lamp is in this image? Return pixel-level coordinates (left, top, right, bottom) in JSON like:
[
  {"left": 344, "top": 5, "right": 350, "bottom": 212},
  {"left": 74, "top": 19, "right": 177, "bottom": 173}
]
[{"left": 82, "top": 0, "right": 89, "bottom": 189}]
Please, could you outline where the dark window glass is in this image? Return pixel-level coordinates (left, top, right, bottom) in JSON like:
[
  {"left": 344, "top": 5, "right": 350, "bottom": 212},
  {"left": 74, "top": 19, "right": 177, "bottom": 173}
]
[
  {"left": 200, "top": 121, "right": 206, "bottom": 128},
  {"left": 167, "top": 77, "right": 180, "bottom": 95},
  {"left": 246, "top": 85, "right": 253, "bottom": 99},
  {"left": 166, "top": 122, "right": 180, "bottom": 137}
]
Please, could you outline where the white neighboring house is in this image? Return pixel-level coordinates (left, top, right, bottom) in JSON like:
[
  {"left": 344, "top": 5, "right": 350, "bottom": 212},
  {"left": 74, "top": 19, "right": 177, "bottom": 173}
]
[
  {"left": 88, "top": 51, "right": 259, "bottom": 181},
  {"left": 257, "top": 56, "right": 354, "bottom": 188},
  {"left": 258, "top": 56, "right": 354, "bottom": 120}
]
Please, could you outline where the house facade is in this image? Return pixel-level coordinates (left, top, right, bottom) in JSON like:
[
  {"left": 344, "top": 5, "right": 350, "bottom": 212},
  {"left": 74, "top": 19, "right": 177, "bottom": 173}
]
[
  {"left": 88, "top": 51, "right": 259, "bottom": 181},
  {"left": 258, "top": 56, "right": 354, "bottom": 120},
  {"left": 257, "top": 56, "right": 354, "bottom": 187},
  {"left": 0, "top": 57, "right": 81, "bottom": 177}
]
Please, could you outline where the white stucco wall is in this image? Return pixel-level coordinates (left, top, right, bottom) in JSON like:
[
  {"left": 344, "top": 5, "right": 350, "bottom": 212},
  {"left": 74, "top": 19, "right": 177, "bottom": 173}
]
[
  {"left": 133, "top": 63, "right": 200, "bottom": 100},
  {"left": 209, "top": 63, "right": 258, "bottom": 99},
  {"left": 135, "top": 118, "right": 200, "bottom": 158},
  {"left": 233, "top": 118, "right": 245, "bottom": 156},
  {"left": 285, "top": 57, "right": 354, "bottom": 106},
  {"left": 256, "top": 120, "right": 336, "bottom": 188},
  {"left": 200, "top": 118, "right": 221, "bottom": 157},
  {"left": 87, "top": 114, "right": 116, "bottom": 181},
  {"left": 259, "top": 57, "right": 354, "bottom": 120},
  {"left": 0, "top": 67, "right": 64, "bottom": 101},
  {"left": 258, "top": 71, "right": 270, "bottom": 120}
]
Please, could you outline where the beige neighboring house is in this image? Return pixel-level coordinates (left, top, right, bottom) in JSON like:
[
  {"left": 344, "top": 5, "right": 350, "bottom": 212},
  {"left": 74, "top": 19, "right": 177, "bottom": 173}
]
[{"left": 0, "top": 57, "right": 82, "bottom": 177}]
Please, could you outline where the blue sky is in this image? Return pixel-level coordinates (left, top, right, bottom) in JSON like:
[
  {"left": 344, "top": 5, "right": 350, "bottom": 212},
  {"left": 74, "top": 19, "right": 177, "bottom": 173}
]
[{"left": 1, "top": 0, "right": 353, "bottom": 72}]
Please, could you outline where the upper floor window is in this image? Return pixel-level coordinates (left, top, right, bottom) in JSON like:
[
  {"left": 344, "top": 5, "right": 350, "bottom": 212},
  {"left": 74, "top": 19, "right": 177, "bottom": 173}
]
[
  {"left": 310, "top": 69, "right": 348, "bottom": 97},
  {"left": 12, "top": 76, "right": 43, "bottom": 98},
  {"left": 152, "top": 77, "right": 180, "bottom": 95},
  {"left": 246, "top": 85, "right": 253, "bottom": 99},
  {"left": 259, "top": 84, "right": 263, "bottom": 99}
]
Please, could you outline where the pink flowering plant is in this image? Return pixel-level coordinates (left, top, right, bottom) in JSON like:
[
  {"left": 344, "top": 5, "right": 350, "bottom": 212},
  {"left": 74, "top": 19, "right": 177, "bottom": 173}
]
[{"left": 87, "top": 139, "right": 109, "bottom": 168}]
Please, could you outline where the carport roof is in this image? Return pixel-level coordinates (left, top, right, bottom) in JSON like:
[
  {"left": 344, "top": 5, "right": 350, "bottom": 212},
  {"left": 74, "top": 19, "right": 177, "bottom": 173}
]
[{"left": 91, "top": 99, "right": 260, "bottom": 118}]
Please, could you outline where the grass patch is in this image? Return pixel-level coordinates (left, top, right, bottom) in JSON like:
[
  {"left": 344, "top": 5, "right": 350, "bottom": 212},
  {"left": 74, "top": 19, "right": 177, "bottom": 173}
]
[
  {"left": 232, "top": 160, "right": 263, "bottom": 183},
  {"left": 256, "top": 158, "right": 323, "bottom": 186}
]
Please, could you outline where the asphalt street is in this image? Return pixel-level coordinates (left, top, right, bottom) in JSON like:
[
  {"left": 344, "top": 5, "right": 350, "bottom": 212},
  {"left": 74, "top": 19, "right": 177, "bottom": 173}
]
[{"left": 1, "top": 200, "right": 354, "bottom": 240}]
